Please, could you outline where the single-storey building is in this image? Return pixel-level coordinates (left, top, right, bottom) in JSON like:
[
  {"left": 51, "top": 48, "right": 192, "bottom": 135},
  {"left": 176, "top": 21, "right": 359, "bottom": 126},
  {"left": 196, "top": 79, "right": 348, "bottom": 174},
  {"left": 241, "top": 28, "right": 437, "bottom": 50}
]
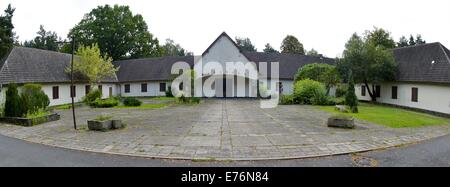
[{"left": 0, "top": 32, "right": 449, "bottom": 115}]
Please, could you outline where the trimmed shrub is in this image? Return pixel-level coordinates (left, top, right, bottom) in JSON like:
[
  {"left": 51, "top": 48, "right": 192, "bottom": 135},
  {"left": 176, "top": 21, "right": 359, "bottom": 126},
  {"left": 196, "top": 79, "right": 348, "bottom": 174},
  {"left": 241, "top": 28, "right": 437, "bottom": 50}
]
[
  {"left": 345, "top": 73, "right": 358, "bottom": 113},
  {"left": 279, "top": 94, "right": 295, "bottom": 105},
  {"left": 123, "top": 97, "right": 142, "bottom": 106},
  {"left": 165, "top": 86, "right": 173, "bottom": 97},
  {"left": 91, "top": 98, "right": 119, "bottom": 108},
  {"left": 176, "top": 93, "right": 200, "bottom": 104},
  {"left": 21, "top": 84, "right": 50, "bottom": 115},
  {"left": 293, "top": 79, "right": 327, "bottom": 105},
  {"left": 4, "top": 84, "right": 23, "bottom": 117},
  {"left": 83, "top": 89, "right": 102, "bottom": 106}
]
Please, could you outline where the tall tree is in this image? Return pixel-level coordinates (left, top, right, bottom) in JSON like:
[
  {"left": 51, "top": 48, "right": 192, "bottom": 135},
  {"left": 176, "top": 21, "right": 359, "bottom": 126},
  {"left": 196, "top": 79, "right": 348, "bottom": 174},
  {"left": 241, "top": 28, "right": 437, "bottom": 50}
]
[
  {"left": 397, "top": 36, "right": 409, "bottom": 47},
  {"left": 24, "top": 25, "right": 60, "bottom": 51},
  {"left": 70, "top": 44, "right": 119, "bottom": 85},
  {"left": 161, "top": 39, "right": 192, "bottom": 56},
  {"left": 263, "top": 43, "right": 278, "bottom": 53},
  {"left": 306, "top": 48, "right": 319, "bottom": 56},
  {"left": 364, "top": 27, "right": 396, "bottom": 49},
  {"left": 280, "top": 35, "right": 305, "bottom": 55},
  {"left": 338, "top": 33, "right": 397, "bottom": 102},
  {"left": 69, "top": 4, "right": 161, "bottom": 60},
  {"left": 415, "top": 34, "right": 426, "bottom": 45},
  {"left": 235, "top": 37, "right": 257, "bottom": 52},
  {"left": 408, "top": 35, "right": 416, "bottom": 46},
  {"left": 0, "top": 4, "right": 15, "bottom": 58}
]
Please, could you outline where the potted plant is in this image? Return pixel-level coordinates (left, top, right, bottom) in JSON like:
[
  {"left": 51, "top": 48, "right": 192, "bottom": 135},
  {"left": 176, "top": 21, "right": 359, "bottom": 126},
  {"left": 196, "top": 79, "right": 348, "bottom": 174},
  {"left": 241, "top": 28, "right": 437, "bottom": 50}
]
[{"left": 88, "top": 115, "right": 113, "bottom": 131}]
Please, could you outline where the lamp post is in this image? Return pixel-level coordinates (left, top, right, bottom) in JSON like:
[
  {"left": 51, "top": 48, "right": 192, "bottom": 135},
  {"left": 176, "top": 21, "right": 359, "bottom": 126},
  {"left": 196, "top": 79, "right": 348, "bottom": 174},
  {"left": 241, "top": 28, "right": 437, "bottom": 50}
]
[{"left": 58, "top": 37, "right": 77, "bottom": 130}]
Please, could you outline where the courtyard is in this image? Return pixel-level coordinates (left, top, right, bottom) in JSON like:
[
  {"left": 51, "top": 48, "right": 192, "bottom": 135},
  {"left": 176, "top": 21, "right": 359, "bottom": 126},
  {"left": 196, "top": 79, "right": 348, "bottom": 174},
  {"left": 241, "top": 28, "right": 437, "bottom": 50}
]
[{"left": 0, "top": 99, "right": 449, "bottom": 160}]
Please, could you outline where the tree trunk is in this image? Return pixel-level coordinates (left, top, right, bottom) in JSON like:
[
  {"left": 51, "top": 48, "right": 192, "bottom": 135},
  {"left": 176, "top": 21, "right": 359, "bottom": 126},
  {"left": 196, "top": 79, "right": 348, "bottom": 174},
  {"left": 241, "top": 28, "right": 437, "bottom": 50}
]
[{"left": 364, "top": 81, "right": 376, "bottom": 102}]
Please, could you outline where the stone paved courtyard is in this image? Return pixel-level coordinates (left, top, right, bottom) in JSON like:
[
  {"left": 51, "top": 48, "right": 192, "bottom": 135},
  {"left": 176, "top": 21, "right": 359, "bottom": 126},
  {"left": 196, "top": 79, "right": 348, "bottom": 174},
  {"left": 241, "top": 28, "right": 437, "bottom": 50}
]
[{"left": 0, "top": 99, "right": 449, "bottom": 160}]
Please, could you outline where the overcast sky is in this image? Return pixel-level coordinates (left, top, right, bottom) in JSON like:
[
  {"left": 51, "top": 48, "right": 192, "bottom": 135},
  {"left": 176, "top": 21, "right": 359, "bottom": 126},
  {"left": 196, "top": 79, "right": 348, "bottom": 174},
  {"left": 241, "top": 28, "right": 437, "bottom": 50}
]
[{"left": 1, "top": 0, "right": 449, "bottom": 57}]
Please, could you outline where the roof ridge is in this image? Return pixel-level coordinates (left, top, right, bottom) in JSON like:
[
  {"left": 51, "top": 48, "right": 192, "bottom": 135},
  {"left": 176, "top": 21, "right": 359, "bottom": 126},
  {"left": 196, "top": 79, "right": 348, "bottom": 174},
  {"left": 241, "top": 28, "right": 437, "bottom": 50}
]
[
  {"left": 114, "top": 55, "right": 192, "bottom": 63},
  {"left": 392, "top": 42, "right": 441, "bottom": 50},
  {"left": 14, "top": 46, "right": 72, "bottom": 56},
  {"left": 438, "top": 43, "right": 450, "bottom": 63}
]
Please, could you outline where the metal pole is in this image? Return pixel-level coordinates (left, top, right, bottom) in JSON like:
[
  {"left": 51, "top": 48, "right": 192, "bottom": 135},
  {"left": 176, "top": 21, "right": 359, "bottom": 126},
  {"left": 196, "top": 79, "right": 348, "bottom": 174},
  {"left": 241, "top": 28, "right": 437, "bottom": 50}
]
[{"left": 71, "top": 36, "right": 77, "bottom": 130}]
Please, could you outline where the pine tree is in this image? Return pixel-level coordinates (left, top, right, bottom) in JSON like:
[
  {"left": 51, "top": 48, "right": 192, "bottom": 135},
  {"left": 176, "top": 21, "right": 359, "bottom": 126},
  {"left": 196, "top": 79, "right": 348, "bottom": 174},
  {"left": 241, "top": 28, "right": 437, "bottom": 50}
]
[
  {"left": 345, "top": 72, "right": 358, "bottom": 113},
  {"left": 4, "top": 84, "right": 23, "bottom": 117}
]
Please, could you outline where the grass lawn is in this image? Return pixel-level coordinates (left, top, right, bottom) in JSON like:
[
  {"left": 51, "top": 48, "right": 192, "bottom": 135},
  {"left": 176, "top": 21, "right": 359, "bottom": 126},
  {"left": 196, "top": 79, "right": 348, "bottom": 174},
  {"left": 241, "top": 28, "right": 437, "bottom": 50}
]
[
  {"left": 140, "top": 96, "right": 175, "bottom": 101},
  {"left": 316, "top": 103, "right": 450, "bottom": 128},
  {"left": 114, "top": 103, "right": 169, "bottom": 109}
]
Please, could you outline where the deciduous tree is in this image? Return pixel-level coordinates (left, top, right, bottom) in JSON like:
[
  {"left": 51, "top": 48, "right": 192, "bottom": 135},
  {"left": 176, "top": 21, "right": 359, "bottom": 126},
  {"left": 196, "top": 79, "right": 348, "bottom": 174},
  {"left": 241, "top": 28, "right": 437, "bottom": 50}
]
[
  {"left": 24, "top": 25, "right": 60, "bottom": 51},
  {"left": 280, "top": 35, "right": 304, "bottom": 55},
  {"left": 235, "top": 37, "right": 257, "bottom": 52}
]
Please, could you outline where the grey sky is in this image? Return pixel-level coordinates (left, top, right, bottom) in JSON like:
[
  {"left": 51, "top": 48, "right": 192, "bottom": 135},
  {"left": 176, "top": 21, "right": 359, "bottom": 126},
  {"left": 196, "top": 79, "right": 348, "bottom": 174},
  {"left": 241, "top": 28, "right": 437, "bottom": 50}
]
[{"left": 1, "top": 0, "right": 449, "bottom": 57}]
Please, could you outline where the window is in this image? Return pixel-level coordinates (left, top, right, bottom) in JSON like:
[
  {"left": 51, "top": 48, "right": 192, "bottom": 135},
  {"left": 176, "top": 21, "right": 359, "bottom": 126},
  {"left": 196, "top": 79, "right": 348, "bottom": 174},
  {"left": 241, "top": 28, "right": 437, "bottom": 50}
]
[
  {"left": 160, "top": 83, "right": 166, "bottom": 92},
  {"left": 52, "top": 86, "right": 59, "bottom": 99},
  {"left": 412, "top": 87, "right": 418, "bottom": 102},
  {"left": 179, "top": 82, "right": 183, "bottom": 91},
  {"left": 98, "top": 85, "right": 102, "bottom": 93},
  {"left": 391, "top": 86, "right": 398, "bottom": 99},
  {"left": 85, "top": 85, "right": 91, "bottom": 95},
  {"left": 141, "top": 83, "right": 147, "bottom": 93},
  {"left": 124, "top": 84, "right": 130, "bottom": 93},
  {"left": 375, "top": 85, "right": 381, "bottom": 97},
  {"left": 70, "top": 85, "right": 76, "bottom": 98},
  {"left": 361, "top": 86, "right": 366, "bottom": 96}
]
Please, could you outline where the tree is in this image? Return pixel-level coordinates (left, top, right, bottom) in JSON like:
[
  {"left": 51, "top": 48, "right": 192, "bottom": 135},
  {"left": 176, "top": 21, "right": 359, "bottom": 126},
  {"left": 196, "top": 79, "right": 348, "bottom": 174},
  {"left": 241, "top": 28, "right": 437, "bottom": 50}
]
[
  {"left": 345, "top": 72, "right": 358, "bottom": 113},
  {"left": 280, "top": 35, "right": 304, "bottom": 55},
  {"left": 364, "top": 27, "right": 396, "bottom": 49},
  {"left": 397, "top": 36, "right": 409, "bottom": 47},
  {"left": 4, "top": 83, "right": 22, "bottom": 117},
  {"left": 0, "top": 4, "right": 15, "bottom": 58},
  {"left": 235, "top": 37, "right": 256, "bottom": 52},
  {"left": 70, "top": 44, "right": 119, "bottom": 85},
  {"left": 338, "top": 33, "right": 397, "bottom": 102},
  {"left": 263, "top": 43, "right": 278, "bottom": 53},
  {"left": 306, "top": 48, "right": 319, "bottom": 56},
  {"left": 293, "top": 63, "right": 340, "bottom": 95},
  {"left": 24, "top": 25, "right": 60, "bottom": 51},
  {"left": 161, "top": 39, "right": 192, "bottom": 56},
  {"left": 415, "top": 34, "right": 426, "bottom": 45},
  {"left": 69, "top": 4, "right": 161, "bottom": 60},
  {"left": 408, "top": 35, "right": 416, "bottom": 46}
]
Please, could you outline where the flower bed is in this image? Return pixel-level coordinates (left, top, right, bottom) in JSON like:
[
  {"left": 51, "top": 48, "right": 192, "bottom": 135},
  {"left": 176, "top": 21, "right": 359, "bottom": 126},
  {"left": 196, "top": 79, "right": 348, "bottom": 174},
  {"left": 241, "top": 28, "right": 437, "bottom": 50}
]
[{"left": 0, "top": 113, "right": 60, "bottom": 127}]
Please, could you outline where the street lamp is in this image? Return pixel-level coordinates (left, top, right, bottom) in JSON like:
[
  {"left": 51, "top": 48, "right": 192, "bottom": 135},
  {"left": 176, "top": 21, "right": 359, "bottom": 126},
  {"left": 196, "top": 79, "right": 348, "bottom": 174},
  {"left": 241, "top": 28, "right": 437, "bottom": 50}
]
[{"left": 58, "top": 36, "right": 77, "bottom": 130}]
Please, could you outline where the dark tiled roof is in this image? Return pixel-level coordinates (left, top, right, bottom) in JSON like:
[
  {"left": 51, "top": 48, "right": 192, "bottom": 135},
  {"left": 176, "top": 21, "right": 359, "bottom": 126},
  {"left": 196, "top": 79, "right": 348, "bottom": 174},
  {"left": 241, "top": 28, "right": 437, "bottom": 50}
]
[
  {"left": 113, "top": 56, "right": 194, "bottom": 82},
  {"left": 393, "top": 42, "right": 450, "bottom": 84},
  {"left": 243, "top": 52, "right": 336, "bottom": 79},
  {"left": 0, "top": 47, "right": 118, "bottom": 84}
]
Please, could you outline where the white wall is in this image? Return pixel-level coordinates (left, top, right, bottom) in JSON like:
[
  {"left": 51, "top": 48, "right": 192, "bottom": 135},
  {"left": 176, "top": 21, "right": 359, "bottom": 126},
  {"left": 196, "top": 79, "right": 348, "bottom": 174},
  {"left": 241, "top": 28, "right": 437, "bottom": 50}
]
[
  {"left": 42, "top": 83, "right": 117, "bottom": 106},
  {"left": 280, "top": 80, "right": 294, "bottom": 95},
  {"left": 356, "top": 82, "right": 450, "bottom": 114},
  {"left": 119, "top": 81, "right": 170, "bottom": 97}
]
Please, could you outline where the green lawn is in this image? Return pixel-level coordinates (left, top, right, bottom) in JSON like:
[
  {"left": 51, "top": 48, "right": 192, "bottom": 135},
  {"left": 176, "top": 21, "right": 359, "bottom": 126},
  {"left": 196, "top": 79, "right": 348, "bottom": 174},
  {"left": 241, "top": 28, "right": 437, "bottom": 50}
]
[
  {"left": 316, "top": 103, "right": 450, "bottom": 128},
  {"left": 140, "top": 96, "right": 175, "bottom": 101},
  {"left": 113, "top": 103, "right": 169, "bottom": 109}
]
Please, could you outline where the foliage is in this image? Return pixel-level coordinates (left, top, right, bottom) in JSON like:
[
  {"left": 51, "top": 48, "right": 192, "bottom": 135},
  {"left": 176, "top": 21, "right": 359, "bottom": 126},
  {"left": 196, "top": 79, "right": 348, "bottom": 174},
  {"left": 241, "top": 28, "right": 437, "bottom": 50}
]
[
  {"left": 114, "top": 103, "right": 168, "bottom": 109},
  {"left": 345, "top": 73, "right": 358, "bottom": 113},
  {"left": 161, "top": 39, "right": 192, "bottom": 56},
  {"left": 263, "top": 43, "right": 278, "bottom": 53},
  {"left": 94, "top": 114, "right": 113, "bottom": 121},
  {"left": 165, "top": 86, "right": 174, "bottom": 97},
  {"left": 91, "top": 98, "right": 119, "bottom": 108},
  {"left": 176, "top": 95, "right": 200, "bottom": 104},
  {"left": 294, "top": 63, "right": 340, "bottom": 95},
  {"left": 279, "top": 94, "right": 295, "bottom": 105},
  {"left": 306, "top": 48, "right": 319, "bottom": 56},
  {"left": 4, "top": 84, "right": 22, "bottom": 117},
  {"left": 316, "top": 103, "right": 450, "bottom": 128},
  {"left": 335, "top": 84, "right": 348, "bottom": 98},
  {"left": 235, "top": 37, "right": 257, "bottom": 52},
  {"left": 280, "top": 35, "right": 304, "bottom": 55},
  {"left": 397, "top": 34, "right": 426, "bottom": 47},
  {"left": 23, "top": 25, "right": 60, "bottom": 51},
  {"left": 364, "top": 27, "right": 396, "bottom": 49},
  {"left": 20, "top": 84, "right": 50, "bottom": 115},
  {"left": 69, "top": 4, "right": 162, "bottom": 60},
  {"left": 70, "top": 44, "right": 118, "bottom": 84},
  {"left": 83, "top": 89, "right": 102, "bottom": 106},
  {"left": 25, "top": 109, "right": 51, "bottom": 119},
  {"left": 0, "top": 4, "right": 15, "bottom": 58},
  {"left": 293, "top": 79, "right": 328, "bottom": 105},
  {"left": 123, "top": 97, "right": 142, "bottom": 106},
  {"left": 337, "top": 32, "right": 397, "bottom": 101}
]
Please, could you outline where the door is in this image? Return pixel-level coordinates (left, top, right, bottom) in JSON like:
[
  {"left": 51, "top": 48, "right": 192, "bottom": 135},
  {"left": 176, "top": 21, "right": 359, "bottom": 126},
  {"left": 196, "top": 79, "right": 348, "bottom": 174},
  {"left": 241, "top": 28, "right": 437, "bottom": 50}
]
[{"left": 109, "top": 87, "right": 113, "bottom": 98}]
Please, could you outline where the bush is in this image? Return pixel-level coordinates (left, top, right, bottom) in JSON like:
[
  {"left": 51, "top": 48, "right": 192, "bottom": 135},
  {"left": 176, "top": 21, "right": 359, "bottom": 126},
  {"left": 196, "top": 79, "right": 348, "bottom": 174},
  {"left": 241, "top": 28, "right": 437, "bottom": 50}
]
[
  {"left": 279, "top": 94, "right": 295, "bottom": 105},
  {"left": 293, "top": 79, "right": 327, "bottom": 105},
  {"left": 176, "top": 93, "right": 200, "bottom": 104},
  {"left": 165, "top": 86, "right": 173, "bottom": 97},
  {"left": 335, "top": 84, "right": 348, "bottom": 98},
  {"left": 4, "top": 84, "right": 23, "bottom": 117},
  {"left": 91, "top": 98, "right": 119, "bottom": 108},
  {"left": 83, "top": 89, "right": 102, "bottom": 106},
  {"left": 345, "top": 73, "right": 358, "bottom": 113},
  {"left": 21, "top": 84, "right": 50, "bottom": 115},
  {"left": 123, "top": 97, "right": 142, "bottom": 106}
]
